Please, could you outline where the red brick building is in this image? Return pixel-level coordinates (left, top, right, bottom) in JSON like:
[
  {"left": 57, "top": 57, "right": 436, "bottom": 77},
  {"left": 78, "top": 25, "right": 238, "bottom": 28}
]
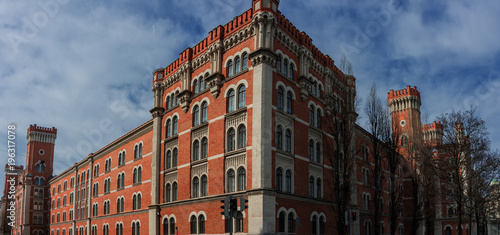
[{"left": 1, "top": 1, "right": 473, "bottom": 235}]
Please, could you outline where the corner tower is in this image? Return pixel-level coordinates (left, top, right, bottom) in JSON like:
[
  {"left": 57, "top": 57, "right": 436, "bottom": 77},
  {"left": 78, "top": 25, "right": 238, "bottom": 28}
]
[
  {"left": 387, "top": 86, "right": 422, "bottom": 159},
  {"left": 26, "top": 124, "right": 57, "bottom": 179}
]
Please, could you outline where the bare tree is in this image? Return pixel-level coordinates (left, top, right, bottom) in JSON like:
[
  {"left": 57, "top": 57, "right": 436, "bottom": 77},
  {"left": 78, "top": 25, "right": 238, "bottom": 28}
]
[
  {"left": 364, "top": 83, "right": 386, "bottom": 235},
  {"left": 324, "top": 75, "right": 358, "bottom": 235},
  {"left": 340, "top": 53, "right": 353, "bottom": 76},
  {"left": 429, "top": 106, "right": 500, "bottom": 235}
]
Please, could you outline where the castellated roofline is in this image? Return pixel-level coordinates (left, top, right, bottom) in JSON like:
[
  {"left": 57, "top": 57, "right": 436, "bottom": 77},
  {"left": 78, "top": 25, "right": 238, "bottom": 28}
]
[
  {"left": 27, "top": 124, "right": 57, "bottom": 135},
  {"left": 423, "top": 121, "right": 443, "bottom": 131},
  {"left": 387, "top": 85, "right": 421, "bottom": 101},
  {"left": 26, "top": 124, "right": 57, "bottom": 144}
]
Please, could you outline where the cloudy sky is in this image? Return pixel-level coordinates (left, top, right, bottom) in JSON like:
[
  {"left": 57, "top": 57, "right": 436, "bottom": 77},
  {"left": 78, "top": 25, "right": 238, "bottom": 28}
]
[{"left": 1, "top": 0, "right": 499, "bottom": 186}]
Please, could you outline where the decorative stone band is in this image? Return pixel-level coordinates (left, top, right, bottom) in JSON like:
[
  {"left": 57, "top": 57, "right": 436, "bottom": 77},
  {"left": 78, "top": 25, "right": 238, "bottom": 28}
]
[{"left": 27, "top": 131, "right": 57, "bottom": 144}]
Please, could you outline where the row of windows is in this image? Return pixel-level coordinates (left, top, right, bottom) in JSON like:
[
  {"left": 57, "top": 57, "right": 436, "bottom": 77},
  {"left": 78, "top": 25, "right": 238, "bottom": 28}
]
[
  {"left": 226, "top": 53, "right": 249, "bottom": 77},
  {"left": 35, "top": 161, "right": 46, "bottom": 173},
  {"left": 276, "top": 55, "right": 294, "bottom": 80},
  {"left": 277, "top": 86, "right": 293, "bottom": 114},
  {"left": 308, "top": 139, "right": 322, "bottom": 163},
  {"left": 276, "top": 126, "right": 292, "bottom": 153},
  {"left": 192, "top": 74, "right": 209, "bottom": 95}
]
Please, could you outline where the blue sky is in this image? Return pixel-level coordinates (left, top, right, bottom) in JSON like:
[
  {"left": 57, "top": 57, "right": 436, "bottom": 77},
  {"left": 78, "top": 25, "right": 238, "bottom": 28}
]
[{"left": 1, "top": 0, "right": 499, "bottom": 186}]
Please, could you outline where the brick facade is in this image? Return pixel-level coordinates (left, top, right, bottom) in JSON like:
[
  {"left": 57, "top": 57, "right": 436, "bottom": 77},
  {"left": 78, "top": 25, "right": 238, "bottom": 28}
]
[{"left": 1, "top": 1, "right": 470, "bottom": 235}]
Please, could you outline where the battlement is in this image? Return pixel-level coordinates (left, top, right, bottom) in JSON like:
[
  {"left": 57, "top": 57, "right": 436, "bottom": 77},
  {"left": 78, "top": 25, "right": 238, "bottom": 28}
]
[
  {"left": 27, "top": 124, "right": 57, "bottom": 144},
  {"left": 387, "top": 85, "right": 421, "bottom": 101},
  {"left": 156, "top": 9, "right": 254, "bottom": 83},
  {"left": 275, "top": 11, "right": 338, "bottom": 73},
  {"left": 4, "top": 164, "right": 23, "bottom": 171},
  {"left": 423, "top": 121, "right": 443, "bottom": 131},
  {"left": 27, "top": 124, "right": 57, "bottom": 136}
]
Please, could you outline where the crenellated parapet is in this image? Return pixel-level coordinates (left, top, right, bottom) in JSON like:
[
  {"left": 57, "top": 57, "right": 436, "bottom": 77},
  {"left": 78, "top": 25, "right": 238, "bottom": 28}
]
[
  {"left": 423, "top": 121, "right": 444, "bottom": 146},
  {"left": 26, "top": 124, "right": 57, "bottom": 144},
  {"left": 387, "top": 86, "right": 422, "bottom": 114}
]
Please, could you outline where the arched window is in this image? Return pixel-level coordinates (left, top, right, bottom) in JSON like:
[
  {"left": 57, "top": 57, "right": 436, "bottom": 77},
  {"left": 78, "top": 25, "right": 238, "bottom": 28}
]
[
  {"left": 287, "top": 213, "right": 294, "bottom": 233},
  {"left": 173, "top": 148, "right": 178, "bottom": 167},
  {"left": 41, "top": 164, "right": 45, "bottom": 172},
  {"left": 193, "top": 105, "right": 200, "bottom": 126},
  {"left": 133, "top": 195, "right": 137, "bottom": 210},
  {"left": 201, "top": 102, "right": 208, "bottom": 123},
  {"left": 227, "top": 128, "right": 235, "bottom": 151},
  {"left": 137, "top": 167, "right": 142, "bottom": 183},
  {"left": 365, "top": 221, "right": 372, "bottom": 235},
  {"left": 309, "top": 105, "right": 315, "bottom": 125},
  {"left": 175, "top": 91, "right": 179, "bottom": 106},
  {"left": 238, "top": 85, "right": 246, "bottom": 109},
  {"left": 445, "top": 227, "right": 452, "bottom": 235},
  {"left": 201, "top": 175, "right": 208, "bottom": 196},
  {"left": 227, "top": 60, "right": 233, "bottom": 77},
  {"left": 313, "top": 82, "right": 317, "bottom": 96},
  {"left": 199, "top": 77, "right": 204, "bottom": 92},
  {"left": 36, "top": 163, "right": 41, "bottom": 172},
  {"left": 283, "top": 59, "right": 288, "bottom": 76},
  {"left": 312, "top": 215, "right": 318, "bottom": 234},
  {"left": 238, "top": 167, "right": 246, "bottom": 191},
  {"left": 276, "top": 126, "right": 283, "bottom": 150},
  {"left": 277, "top": 55, "right": 282, "bottom": 72},
  {"left": 170, "top": 218, "right": 176, "bottom": 235},
  {"left": 192, "top": 177, "right": 199, "bottom": 198},
  {"left": 133, "top": 168, "right": 138, "bottom": 184},
  {"left": 316, "top": 109, "right": 321, "bottom": 128},
  {"left": 309, "top": 176, "right": 315, "bottom": 197},
  {"left": 236, "top": 211, "right": 244, "bottom": 232},
  {"left": 278, "top": 212, "right": 286, "bottom": 232},
  {"left": 227, "top": 169, "right": 235, "bottom": 193},
  {"left": 189, "top": 216, "right": 202, "bottom": 235},
  {"left": 242, "top": 53, "right": 248, "bottom": 70},
  {"left": 318, "top": 85, "right": 322, "bottom": 98},
  {"left": 319, "top": 216, "right": 325, "bottom": 234},
  {"left": 193, "top": 80, "right": 198, "bottom": 95},
  {"left": 165, "top": 184, "right": 171, "bottom": 202},
  {"left": 401, "top": 135, "right": 408, "bottom": 146},
  {"left": 316, "top": 178, "right": 322, "bottom": 198},
  {"left": 289, "top": 63, "right": 294, "bottom": 79},
  {"left": 285, "top": 170, "right": 292, "bottom": 193},
  {"left": 35, "top": 177, "right": 40, "bottom": 186},
  {"left": 172, "top": 182, "right": 177, "bottom": 201},
  {"left": 238, "top": 125, "right": 247, "bottom": 149},
  {"left": 285, "top": 129, "right": 291, "bottom": 153},
  {"left": 193, "top": 140, "right": 200, "bottom": 161},
  {"left": 286, "top": 91, "right": 293, "bottom": 114},
  {"left": 190, "top": 215, "right": 197, "bottom": 234},
  {"left": 172, "top": 116, "right": 178, "bottom": 135},
  {"left": 309, "top": 140, "right": 314, "bottom": 161},
  {"left": 276, "top": 168, "right": 283, "bottom": 192},
  {"left": 163, "top": 218, "right": 169, "bottom": 235},
  {"left": 277, "top": 87, "right": 284, "bottom": 110},
  {"left": 166, "top": 151, "right": 172, "bottom": 169},
  {"left": 228, "top": 89, "right": 235, "bottom": 112},
  {"left": 201, "top": 138, "right": 208, "bottom": 159},
  {"left": 235, "top": 56, "right": 241, "bottom": 74},
  {"left": 316, "top": 142, "right": 321, "bottom": 163}
]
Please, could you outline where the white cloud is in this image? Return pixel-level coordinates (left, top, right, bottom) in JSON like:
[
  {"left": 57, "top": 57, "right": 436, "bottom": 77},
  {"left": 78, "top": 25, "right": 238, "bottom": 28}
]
[{"left": 1, "top": 0, "right": 499, "bottom": 189}]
